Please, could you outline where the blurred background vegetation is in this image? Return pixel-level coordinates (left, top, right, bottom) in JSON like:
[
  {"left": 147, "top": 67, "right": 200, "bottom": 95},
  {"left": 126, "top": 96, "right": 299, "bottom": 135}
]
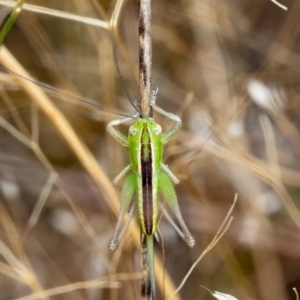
[{"left": 0, "top": 0, "right": 299, "bottom": 299}]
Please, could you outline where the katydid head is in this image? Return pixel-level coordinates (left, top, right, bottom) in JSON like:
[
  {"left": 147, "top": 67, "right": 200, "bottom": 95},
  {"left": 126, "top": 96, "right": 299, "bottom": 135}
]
[{"left": 128, "top": 118, "right": 163, "bottom": 140}]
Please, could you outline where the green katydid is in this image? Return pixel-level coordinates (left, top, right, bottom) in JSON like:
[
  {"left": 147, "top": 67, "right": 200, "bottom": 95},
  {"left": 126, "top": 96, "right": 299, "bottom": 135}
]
[{"left": 107, "top": 88, "right": 195, "bottom": 296}]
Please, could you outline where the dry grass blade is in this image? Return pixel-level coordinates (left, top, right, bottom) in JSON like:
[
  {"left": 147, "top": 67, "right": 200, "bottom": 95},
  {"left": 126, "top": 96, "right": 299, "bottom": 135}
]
[
  {"left": 25, "top": 172, "right": 58, "bottom": 233},
  {"left": 110, "top": 0, "right": 127, "bottom": 28},
  {"left": 0, "top": 116, "right": 31, "bottom": 147},
  {"left": 0, "top": 0, "right": 109, "bottom": 28},
  {"left": 294, "top": 288, "right": 299, "bottom": 300},
  {"left": 14, "top": 279, "right": 120, "bottom": 300},
  {"left": 270, "top": 0, "right": 288, "bottom": 10},
  {"left": 168, "top": 195, "right": 238, "bottom": 299},
  {"left": 0, "top": 204, "right": 51, "bottom": 300}
]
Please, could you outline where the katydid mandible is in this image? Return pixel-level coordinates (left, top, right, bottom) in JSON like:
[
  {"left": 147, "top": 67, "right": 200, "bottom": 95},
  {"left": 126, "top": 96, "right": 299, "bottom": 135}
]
[{"left": 107, "top": 89, "right": 195, "bottom": 295}]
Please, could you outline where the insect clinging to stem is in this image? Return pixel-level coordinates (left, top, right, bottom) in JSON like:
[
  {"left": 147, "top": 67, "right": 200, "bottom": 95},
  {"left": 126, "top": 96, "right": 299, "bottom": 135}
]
[{"left": 107, "top": 88, "right": 196, "bottom": 296}]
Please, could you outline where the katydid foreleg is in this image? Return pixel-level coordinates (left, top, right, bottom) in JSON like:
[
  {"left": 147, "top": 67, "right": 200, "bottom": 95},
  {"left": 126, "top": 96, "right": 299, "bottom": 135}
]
[
  {"left": 150, "top": 88, "right": 182, "bottom": 144},
  {"left": 107, "top": 115, "right": 138, "bottom": 147}
]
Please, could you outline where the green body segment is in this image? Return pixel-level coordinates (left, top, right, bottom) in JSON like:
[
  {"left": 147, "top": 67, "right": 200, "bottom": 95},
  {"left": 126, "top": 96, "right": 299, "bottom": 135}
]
[{"left": 128, "top": 119, "right": 163, "bottom": 236}]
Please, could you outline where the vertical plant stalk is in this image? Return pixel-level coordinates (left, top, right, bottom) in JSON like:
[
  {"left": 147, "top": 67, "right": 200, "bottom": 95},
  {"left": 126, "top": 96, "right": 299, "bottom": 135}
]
[
  {"left": 141, "top": 237, "right": 151, "bottom": 299},
  {"left": 139, "top": 1, "right": 153, "bottom": 298},
  {"left": 138, "top": 0, "right": 152, "bottom": 117}
]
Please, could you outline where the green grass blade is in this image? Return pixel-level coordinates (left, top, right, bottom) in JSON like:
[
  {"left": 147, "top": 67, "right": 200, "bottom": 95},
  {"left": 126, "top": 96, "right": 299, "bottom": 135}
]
[{"left": 0, "top": 0, "right": 26, "bottom": 44}]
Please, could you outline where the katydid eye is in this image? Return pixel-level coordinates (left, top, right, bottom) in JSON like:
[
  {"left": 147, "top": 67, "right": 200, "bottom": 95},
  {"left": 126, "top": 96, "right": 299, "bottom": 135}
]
[
  {"left": 154, "top": 124, "right": 162, "bottom": 135},
  {"left": 129, "top": 126, "right": 137, "bottom": 136}
]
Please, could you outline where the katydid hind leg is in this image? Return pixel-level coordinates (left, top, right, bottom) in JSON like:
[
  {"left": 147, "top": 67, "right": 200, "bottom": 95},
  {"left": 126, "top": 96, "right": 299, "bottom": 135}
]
[
  {"left": 108, "top": 173, "right": 136, "bottom": 251},
  {"left": 158, "top": 172, "right": 195, "bottom": 248},
  {"left": 115, "top": 201, "right": 136, "bottom": 247},
  {"left": 160, "top": 204, "right": 187, "bottom": 242}
]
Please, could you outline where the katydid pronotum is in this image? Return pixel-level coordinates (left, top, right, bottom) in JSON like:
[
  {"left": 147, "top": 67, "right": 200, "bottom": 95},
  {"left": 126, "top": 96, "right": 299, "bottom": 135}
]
[{"left": 107, "top": 88, "right": 195, "bottom": 296}]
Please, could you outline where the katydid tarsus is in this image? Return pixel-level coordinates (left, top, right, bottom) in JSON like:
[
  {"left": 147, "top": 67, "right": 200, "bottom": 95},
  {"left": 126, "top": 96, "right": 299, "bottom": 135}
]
[{"left": 107, "top": 88, "right": 195, "bottom": 296}]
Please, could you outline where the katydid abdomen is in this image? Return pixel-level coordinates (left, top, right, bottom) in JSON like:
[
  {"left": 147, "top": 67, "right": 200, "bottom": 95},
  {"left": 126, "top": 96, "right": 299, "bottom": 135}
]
[
  {"left": 129, "top": 119, "right": 163, "bottom": 237},
  {"left": 141, "top": 158, "right": 153, "bottom": 235}
]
